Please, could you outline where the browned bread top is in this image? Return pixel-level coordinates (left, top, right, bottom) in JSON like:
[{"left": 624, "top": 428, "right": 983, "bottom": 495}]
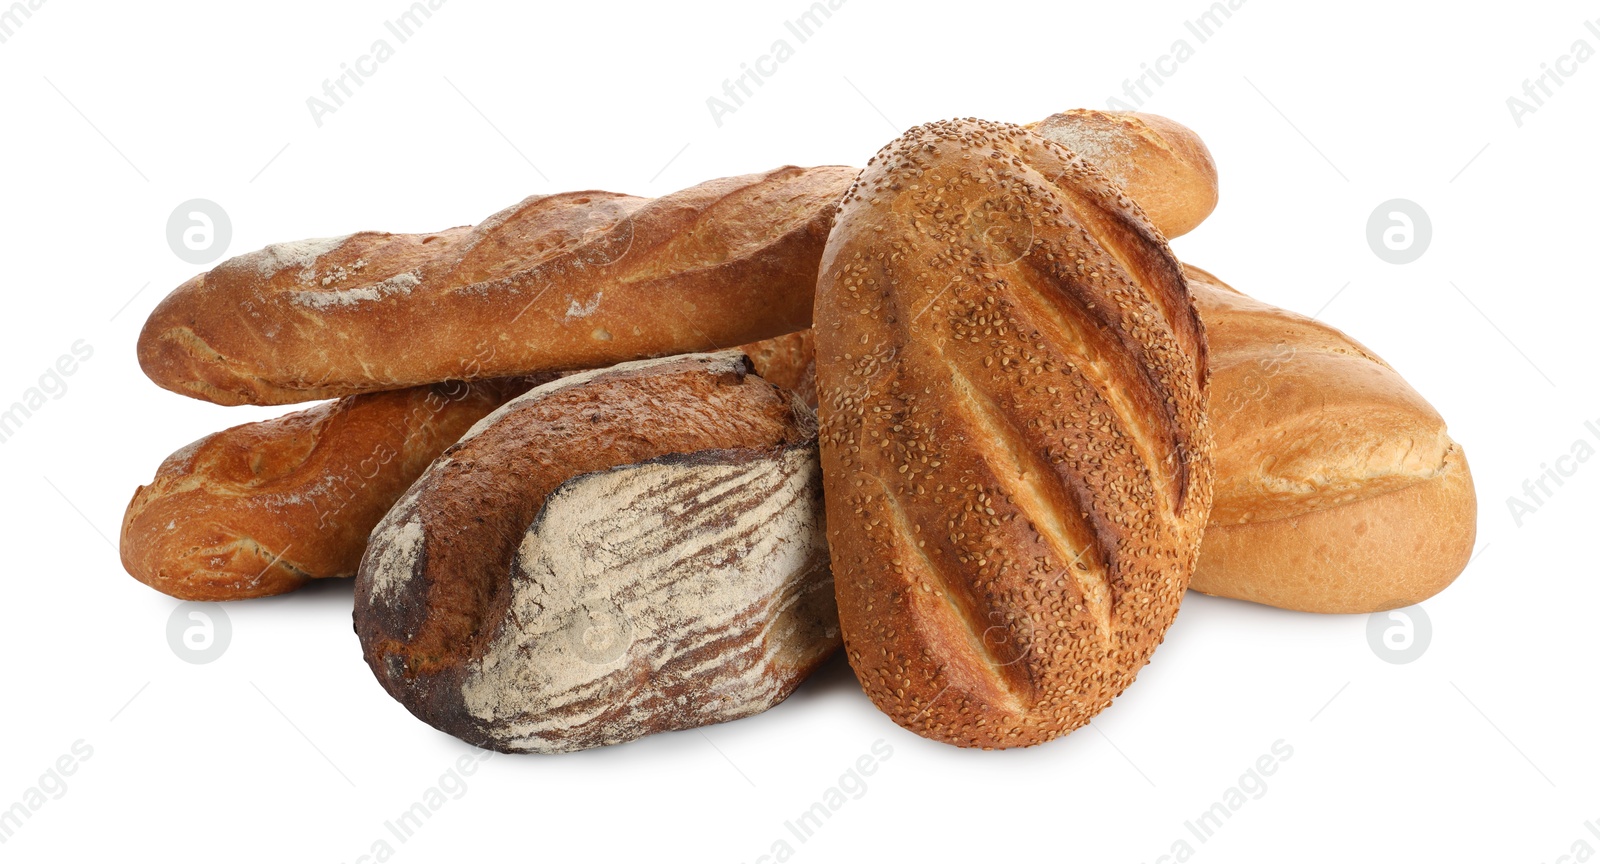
[
  {"left": 119, "top": 378, "right": 529, "bottom": 601},
  {"left": 813, "top": 119, "right": 1214, "bottom": 748},
  {"left": 1187, "top": 264, "right": 1455, "bottom": 524},
  {"left": 1185, "top": 264, "right": 1476, "bottom": 612},
  {"left": 354, "top": 352, "right": 819, "bottom": 748},
  {"left": 139, "top": 166, "right": 857, "bottom": 406},
  {"left": 1026, "top": 109, "right": 1219, "bottom": 239}
]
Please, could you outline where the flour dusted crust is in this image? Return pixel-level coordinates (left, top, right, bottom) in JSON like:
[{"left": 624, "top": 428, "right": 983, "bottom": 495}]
[
  {"left": 461, "top": 444, "right": 832, "bottom": 752},
  {"left": 353, "top": 352, "right": 837, "bottom": 753},
  {"left": 813, "top": 119, "right": 1214, "bottom": 749}
]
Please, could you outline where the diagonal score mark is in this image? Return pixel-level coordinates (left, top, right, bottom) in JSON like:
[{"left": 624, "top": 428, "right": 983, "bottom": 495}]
[
  {"left": 1311, "top": 281, "right": 1351, "bottom": 320},
  {"left": 843, "top": 76, "right": 898, "bottom": 133},
  {"left": 1449, "top": 142, "right": 1491, "bottom": 184},
  {"left": 1242, "top": 76, "right": 1349, "bottom": 182},
  {"left": 252, "top": 681, "right": 357, "bottom": 788},
  {"left": 42, "top": 476, "right": 116, "bottom": 550},
  {"left": 109, "top": 681, "right": 151, "bottom": 723},
  {"left": 1449, "top": 281, "right": 1555, "bottom": 387},
  {"left": 443, "top": 76, "right": 550, "bottom": 182},
  {"left": 1450, "top": 681, "right": 1555, "bottom": 787},
  {"left": 698, "top": 730, "right": 756, "bottom": 788},
  {"left": 43, "top": 77, "right": 150, "bottom": 182},
  {"left": 1309, "top": 680, "right": 1350, "bottom": 722},
  {"left": 1090, "top": 722, "right": 1156, "bottom": 788}
]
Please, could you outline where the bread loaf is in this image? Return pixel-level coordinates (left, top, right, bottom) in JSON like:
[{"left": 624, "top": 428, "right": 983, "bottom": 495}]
[
  {"left": 138, "top": 166, "right": 857, "bottom": 406},
  {"left": 1027, "top": 109, "right": 1218, "bottom": 239},
  {"left": 120, "top": 378, "right": 536, "bottom": 601},
  {"left": 138, "top": 111, "right": 1214, "bottom": 408},
  {"left": 354, "top": 352, "right": 836, "bottom": 753},
  {"left": 1186, "top": 264, "right": 1476, "bottom": 613},
  {"left": 813, "top": 119, "right": 1214, "bottom": 749}
]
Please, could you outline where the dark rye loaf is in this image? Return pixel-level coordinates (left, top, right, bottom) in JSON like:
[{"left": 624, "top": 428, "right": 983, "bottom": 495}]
[{"left": 354, "top": 352, "right": 837, "bottom": 753}]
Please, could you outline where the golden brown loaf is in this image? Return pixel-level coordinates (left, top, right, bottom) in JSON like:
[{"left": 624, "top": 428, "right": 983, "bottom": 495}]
[
  {"left": 1186, "top": 264, "right": 1476, "bottom": 613},
  {"left": 138, "top": 166, "right": 858, "bottom": 406},
  {"left": 354, "top": 352, "right": 836, "bottom": 753},
  {"left": 119, "top": 378, "right": 535, "bottom": 601},
  {"left": 813, "top": 119, "right": 1214, "bottom": 749},
  {"left": 1027, "top": 109, "right": 1219, "bottom": 239}
]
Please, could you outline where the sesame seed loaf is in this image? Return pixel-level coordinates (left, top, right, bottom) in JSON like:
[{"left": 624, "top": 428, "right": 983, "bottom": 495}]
[
  {"left": 813, "top": 119, "right": 1215, "bottom": 749},
  {"left": 353, "top": 352, "right": 837, "bottom": 753}
]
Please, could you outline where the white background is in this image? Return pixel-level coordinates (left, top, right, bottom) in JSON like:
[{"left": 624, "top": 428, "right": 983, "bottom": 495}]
[{"left": 1, "top": 0, "right": 1594, "bottom": 861}]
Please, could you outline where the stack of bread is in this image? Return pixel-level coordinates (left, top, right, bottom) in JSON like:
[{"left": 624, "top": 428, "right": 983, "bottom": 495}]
[{"left": 121, "top": 109, "right": 1475, "bottom": 752}]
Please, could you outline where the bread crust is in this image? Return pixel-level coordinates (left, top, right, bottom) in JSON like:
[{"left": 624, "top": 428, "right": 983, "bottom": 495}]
[
  {"left": 138, "top": 167, "right": 857, "bottom": 406},
  {"left": 353, "top": 352, "right": 834, "bottom": 752},
  {"left": 813, "top": 119, "right": 1214, "bottom": 749},
  {"left": 738, "top": 329, "right": 817, "bottom": 408},
  {"left": 119, "top": 378, "right": 533, "bottom": 600},
  {"left": 1026, "top": 109, "right": 1219, "bottom": 239},
  {"left": 1186, "top": 264, "right": 1476, "bottom": 612}
]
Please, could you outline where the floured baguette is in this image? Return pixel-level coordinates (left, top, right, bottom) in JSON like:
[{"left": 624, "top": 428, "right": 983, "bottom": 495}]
[
  {"left": 1187, "top": 264, "right": 1476, "bottom": 612},
  {"left": 354, "top": 352, "right": 836, "bottom": 753},
  {"left": 138, "top": 166, "right": 857, "bottom": 406},
  {"left": 119, "top": 378, "right": 538, "bottom": 601},
  {"left": 813, "top": 119, "right": 1214, "bottom": 749}
]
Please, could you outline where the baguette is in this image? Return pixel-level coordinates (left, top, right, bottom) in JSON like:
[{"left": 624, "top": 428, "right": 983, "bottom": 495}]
[
  {"left": 138, "top": 166, "right": 857, "bottom": 406},
  {"left": 813, "top": 119, "right": 1214, "bottom": 749},
  {"left": 354, "top": 352, "right": 835, "bottom": 753},
  {"left": 138, "top": 111, "right": 1215, "bottom": 407},
  {"left": 119, "top": 378, "right": 538, "bottom": 601},
  {"left": 1187, "top": 264, "right": 1476, "bottom": 613}
]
